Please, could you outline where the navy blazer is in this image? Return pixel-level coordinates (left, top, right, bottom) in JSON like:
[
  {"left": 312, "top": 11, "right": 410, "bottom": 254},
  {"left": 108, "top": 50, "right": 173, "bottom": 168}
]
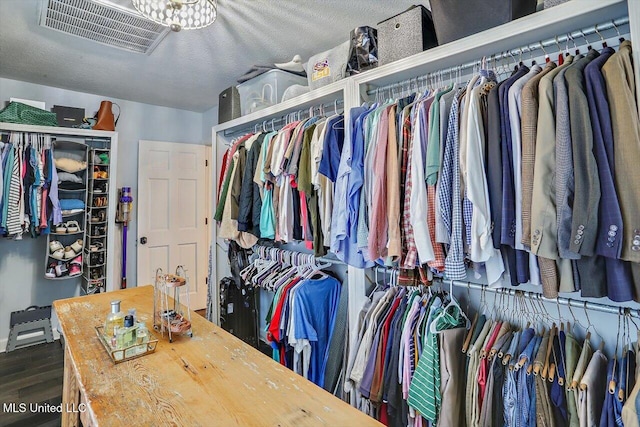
[{"left": 499, "top": 66, "right": 531, "bottom": 284}]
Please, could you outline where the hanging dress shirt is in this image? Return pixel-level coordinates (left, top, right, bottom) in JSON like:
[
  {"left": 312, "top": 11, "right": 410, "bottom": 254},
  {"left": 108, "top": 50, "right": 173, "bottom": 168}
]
[
  {"left": 442, "top": 89, "right": 467, "bottom": 280},
  {"left": 331, "top": 105, "right": 374, "bottom": 268},
  {"left": 465, "top": 73, "right": 505, "bottom": 285},
  {"left": 410, "top": 97, "right": 436, "bottom": 265}
]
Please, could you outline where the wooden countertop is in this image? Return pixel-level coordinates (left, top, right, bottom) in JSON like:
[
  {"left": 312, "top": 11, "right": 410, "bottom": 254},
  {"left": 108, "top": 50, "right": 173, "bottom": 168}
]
[{"left": 53, "top": 286, "right": 381, "bottom": 426}]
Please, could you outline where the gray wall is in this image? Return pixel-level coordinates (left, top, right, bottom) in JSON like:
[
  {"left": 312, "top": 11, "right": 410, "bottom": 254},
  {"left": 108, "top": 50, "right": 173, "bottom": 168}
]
[{"left": 0, "top": 77, "right": 217, "bottom": 348}]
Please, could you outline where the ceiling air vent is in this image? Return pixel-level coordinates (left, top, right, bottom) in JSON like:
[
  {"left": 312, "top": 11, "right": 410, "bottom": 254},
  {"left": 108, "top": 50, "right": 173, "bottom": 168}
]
[{"left": 39, "top": 0, "right": 169, "bottom": 54}]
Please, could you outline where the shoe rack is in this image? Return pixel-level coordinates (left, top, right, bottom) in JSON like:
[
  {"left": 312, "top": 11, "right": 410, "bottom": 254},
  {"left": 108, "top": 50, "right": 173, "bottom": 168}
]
[
  {"left": 83, "top": 145, "right": 111, "bottom": 294},
  {"left": 45, "top": 140, "right": 88, "bottom": 281}
]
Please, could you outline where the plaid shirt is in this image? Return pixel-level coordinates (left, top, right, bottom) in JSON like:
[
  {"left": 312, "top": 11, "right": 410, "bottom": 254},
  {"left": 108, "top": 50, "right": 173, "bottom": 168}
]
[
  {"left": 399, "top": 106, "right": 411, "bottom": 265},
  {"left": 443, "top": 89, "right": 467, "bottom": 280},
  {"left": 427, "top": 185, "right": 445, "bottom": 271},
  {"left": 402, "top": 106, "right": 419, "bottom": 269}
]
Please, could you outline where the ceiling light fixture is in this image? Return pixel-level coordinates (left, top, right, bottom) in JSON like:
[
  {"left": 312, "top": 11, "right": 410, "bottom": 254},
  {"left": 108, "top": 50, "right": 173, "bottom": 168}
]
[{"left": 131, "top": 0, "right": 217, "bottom": 32}]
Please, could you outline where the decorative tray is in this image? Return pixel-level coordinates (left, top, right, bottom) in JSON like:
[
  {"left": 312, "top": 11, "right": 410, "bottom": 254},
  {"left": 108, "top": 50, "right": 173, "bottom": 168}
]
[{"left": 95, "top": 326, "right": 158, "bottom": 364}]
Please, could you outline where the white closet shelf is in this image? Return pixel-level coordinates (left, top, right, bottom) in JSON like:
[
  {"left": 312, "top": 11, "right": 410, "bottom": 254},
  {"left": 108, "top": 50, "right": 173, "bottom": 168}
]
[
  {"left": 212, "top": 79, "right": 347, "bottom": 135},
  {"left": 0, "top": 123, "right": 116, "bottom": 138},
  {"left": 353, "top": 0, "right": 628, "bottom": 89}
]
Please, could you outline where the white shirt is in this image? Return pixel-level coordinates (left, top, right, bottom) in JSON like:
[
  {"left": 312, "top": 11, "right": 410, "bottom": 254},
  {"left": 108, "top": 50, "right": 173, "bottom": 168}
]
[{"left": 465, "top": 81, "right": 505, "bottom": 286}]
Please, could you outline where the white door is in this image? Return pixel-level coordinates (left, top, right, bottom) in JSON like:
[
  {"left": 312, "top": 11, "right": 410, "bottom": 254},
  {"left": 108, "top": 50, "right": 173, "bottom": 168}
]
[{"left": 138, "top": 140, "right": 209, "bottom": 309}]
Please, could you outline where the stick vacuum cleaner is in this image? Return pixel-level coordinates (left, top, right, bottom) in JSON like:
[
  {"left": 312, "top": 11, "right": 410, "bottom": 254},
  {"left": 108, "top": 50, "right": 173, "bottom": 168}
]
[{"left": 117, "top": 187, "right": 133, "bottom": 289}]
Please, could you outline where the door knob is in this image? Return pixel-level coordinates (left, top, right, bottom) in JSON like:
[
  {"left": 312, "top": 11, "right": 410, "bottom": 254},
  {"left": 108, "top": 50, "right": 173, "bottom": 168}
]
[{"left": 140, "top": 237, "right": 147, "bottom": 245}]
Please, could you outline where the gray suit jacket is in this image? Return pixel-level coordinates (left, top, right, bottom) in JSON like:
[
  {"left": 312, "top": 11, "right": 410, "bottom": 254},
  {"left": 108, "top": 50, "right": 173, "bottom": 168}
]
[
  {"left": 554, "top": 55, "right": 582, "bottom": 261},
  {"left": 565, "top": 49, "right": 601, "bottom": 257},
  {"left": 602, "top": 40, "right": 640, "bottom": 264}
]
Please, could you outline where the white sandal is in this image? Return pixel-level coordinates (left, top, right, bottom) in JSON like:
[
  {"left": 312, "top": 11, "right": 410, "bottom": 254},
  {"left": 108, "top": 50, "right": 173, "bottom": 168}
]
[
  {"left": 71, "top": 239, "right": 83, "bottom": 254},
  {"left": 65, "top": 220, "right": 80, "bottom": 233},
  {"left": 55, "top": 224, "right": 67, "bottom": 233},
  {"left": 51, "top": 248, "right": 65, "bottom": 260},
  {"left": 49, "top": 240, "right": 64, "bottom": 253}
]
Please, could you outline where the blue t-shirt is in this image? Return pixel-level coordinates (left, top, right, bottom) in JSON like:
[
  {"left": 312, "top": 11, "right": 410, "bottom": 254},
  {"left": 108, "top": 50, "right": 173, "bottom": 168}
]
[
  {"left": 293, "top": 276, "right": 341, "bottom": 387},
  {"left": 318, "top": 115, "right": 344, "bottom": 182}
]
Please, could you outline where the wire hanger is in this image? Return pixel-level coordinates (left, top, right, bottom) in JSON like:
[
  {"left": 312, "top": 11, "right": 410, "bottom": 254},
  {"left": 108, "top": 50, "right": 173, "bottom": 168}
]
[
  {"left": 611, "top": 19, "right": 625, "bottom": 43},
  {"left": 594, "top": 24, "right": 608, "bottom": 48},
  {"left": 429, "top": 280, "right": 471, "bottom": 334},
  {"left": 579, "top": 29, "right": 593, "bottom": 51},
  {"left": 570, "top": 33, "right": 580, "bottom": 55},
  {"left": 539, "top": 41, "right": 550, "bottom": 63}
]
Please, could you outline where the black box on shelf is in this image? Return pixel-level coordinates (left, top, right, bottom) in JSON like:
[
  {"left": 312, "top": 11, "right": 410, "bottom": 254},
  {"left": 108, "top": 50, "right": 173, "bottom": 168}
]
[
  {"left": 430, "top": 0, "right": 537, "bottom": 45},
  {"left": 377, "top": 5, "right": 438, "bottom": 66},
  {"left": 218, "top": 87, "right": 241, "bottom": 124},
  {"left": 52, "top": 105, "right": 85, "bottom": 128}
]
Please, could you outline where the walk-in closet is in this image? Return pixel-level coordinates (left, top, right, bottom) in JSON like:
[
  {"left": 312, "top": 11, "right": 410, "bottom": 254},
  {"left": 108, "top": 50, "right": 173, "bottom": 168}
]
[{"left": 2, "top": 0, "right": 640, "bottom": 425}]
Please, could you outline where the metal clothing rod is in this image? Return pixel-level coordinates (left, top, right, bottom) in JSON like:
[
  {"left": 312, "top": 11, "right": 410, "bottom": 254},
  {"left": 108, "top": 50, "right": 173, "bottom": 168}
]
[
  {"left": 367, "top": 16, "right": 629, "bottom": 96},
  {"left": 253, "top": 244, "right": 345, "bottom": 266},
  {"left": 369, "top": 266, "right": 639, "bottom": 317},
  {"left": 448, "top": 279, "right": 640, "bottom": 318},
  {"left": 223, "top": 98, "right": 345, "bottom": 137}
]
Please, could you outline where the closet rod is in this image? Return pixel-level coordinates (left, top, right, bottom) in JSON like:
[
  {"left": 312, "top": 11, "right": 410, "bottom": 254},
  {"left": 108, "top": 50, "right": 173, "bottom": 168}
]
[
  {"left": 223, "top": 98, "right": 345, "bottom": 137},
  {"left": 450, "top": 280, "right": 640, "bottom": 319},
  {"left": 370, "top": 267, "right": 639, "bottom": 317},
  {"left": 366, "top": 16, "right": 629, "bottom": 96},
  {"left": 253, "top": 244, "right": 346, "bottom": 266}
]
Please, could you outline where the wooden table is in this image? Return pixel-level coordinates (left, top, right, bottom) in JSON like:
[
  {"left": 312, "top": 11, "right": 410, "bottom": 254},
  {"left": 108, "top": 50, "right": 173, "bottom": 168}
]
[{"left": 54, "top": 286, "right": 381, "bottom": 427}]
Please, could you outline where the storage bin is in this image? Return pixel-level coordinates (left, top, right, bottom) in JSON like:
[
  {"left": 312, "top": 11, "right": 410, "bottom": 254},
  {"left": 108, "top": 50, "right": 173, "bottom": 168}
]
[
  {"left": 430, "top": 0, "right": 537, "bottom": 45},
  {"left": 377, "top": 5, "right": 438, "bottom": 66},
  {"left": 237, "top": 70, "right": 308, "bottom": 116},
  {"left": 218, "top": 86, "right": 241, "bottom": 123},
  {"left": 306, "top": 40, "right": 351, "bottom": 91}
]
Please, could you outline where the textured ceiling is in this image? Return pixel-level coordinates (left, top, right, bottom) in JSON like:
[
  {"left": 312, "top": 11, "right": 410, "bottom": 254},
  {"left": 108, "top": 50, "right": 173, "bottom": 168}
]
[{"left": 0, "top": 0, "right": 422, "bottom": 112}]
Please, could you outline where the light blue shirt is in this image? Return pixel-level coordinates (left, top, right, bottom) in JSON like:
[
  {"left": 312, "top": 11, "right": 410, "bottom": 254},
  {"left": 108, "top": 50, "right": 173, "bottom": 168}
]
[{"left": 331, "top": 104, "right": 374, "bottom": 268}]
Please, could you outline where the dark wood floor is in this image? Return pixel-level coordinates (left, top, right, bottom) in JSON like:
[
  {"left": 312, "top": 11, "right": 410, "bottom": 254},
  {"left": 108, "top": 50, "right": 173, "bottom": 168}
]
[
  {"left": 0, "top": 341, "right": 64, "bottom": 427},
  {"left": 0, "top": 311, "right": 208, "bottom": 427}
]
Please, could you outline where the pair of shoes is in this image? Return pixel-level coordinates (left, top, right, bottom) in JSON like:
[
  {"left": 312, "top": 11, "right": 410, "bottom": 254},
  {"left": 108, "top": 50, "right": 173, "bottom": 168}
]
[
  {"left": 55, "top": 220, "right": 80, "bottom": 234},
  {"left": 45, "top": 262, "right": 57, "bottom": 278},
  {"left": 90, "top": 252, "right": 104, "bottom": 265},
  {"left": 47, "top": 255, "right": 82, "bottom": 278},
  {"left": 55, "top": 240, "right": 83, "bottom": 261},
  {"left": 93, "top": 196, "right": 107, "bottom": 207},
  {"left": 54, "top": 262, "right": 68, "bottom": 277},
  {"left": 90, "top": 267, "right": 103, "bottom": 280},
  {"left": 91, "top": 210, "right": 107, "bottom": 222},
  {"left": 89, "top": 241, "right": 104, "bottom": 252},
  {"left": 69, "top": 255, "right": 82, "bottom": 277},
  {"left": 50, "top": 240, "right": 67, "bottom": 260},
  {"left": 93, "top": 167, "right": 108, "bottom": 179},
  {"left": 93, "top": 183, "right": 107, "bottom": 194},
  {"left": 92, "top": 226, "right": 106, "bottom": 237}
]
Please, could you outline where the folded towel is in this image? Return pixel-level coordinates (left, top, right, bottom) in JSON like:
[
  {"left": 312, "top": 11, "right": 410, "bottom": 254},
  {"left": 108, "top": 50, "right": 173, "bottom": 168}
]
[{"left": 60, "top": 199, "right": 85, "bottom": 210}]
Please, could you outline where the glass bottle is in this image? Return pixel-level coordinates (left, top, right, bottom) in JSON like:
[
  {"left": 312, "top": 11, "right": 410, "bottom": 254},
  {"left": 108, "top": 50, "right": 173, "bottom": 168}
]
[
  {"left": 104, "top": 300, "right": 125, "bottom": 337},
  {"left": 136, "top": 322, "right": 149, "bottom": 354},
  {"left": 128, "top": 308, "right": 136, "bottom": 324}
]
